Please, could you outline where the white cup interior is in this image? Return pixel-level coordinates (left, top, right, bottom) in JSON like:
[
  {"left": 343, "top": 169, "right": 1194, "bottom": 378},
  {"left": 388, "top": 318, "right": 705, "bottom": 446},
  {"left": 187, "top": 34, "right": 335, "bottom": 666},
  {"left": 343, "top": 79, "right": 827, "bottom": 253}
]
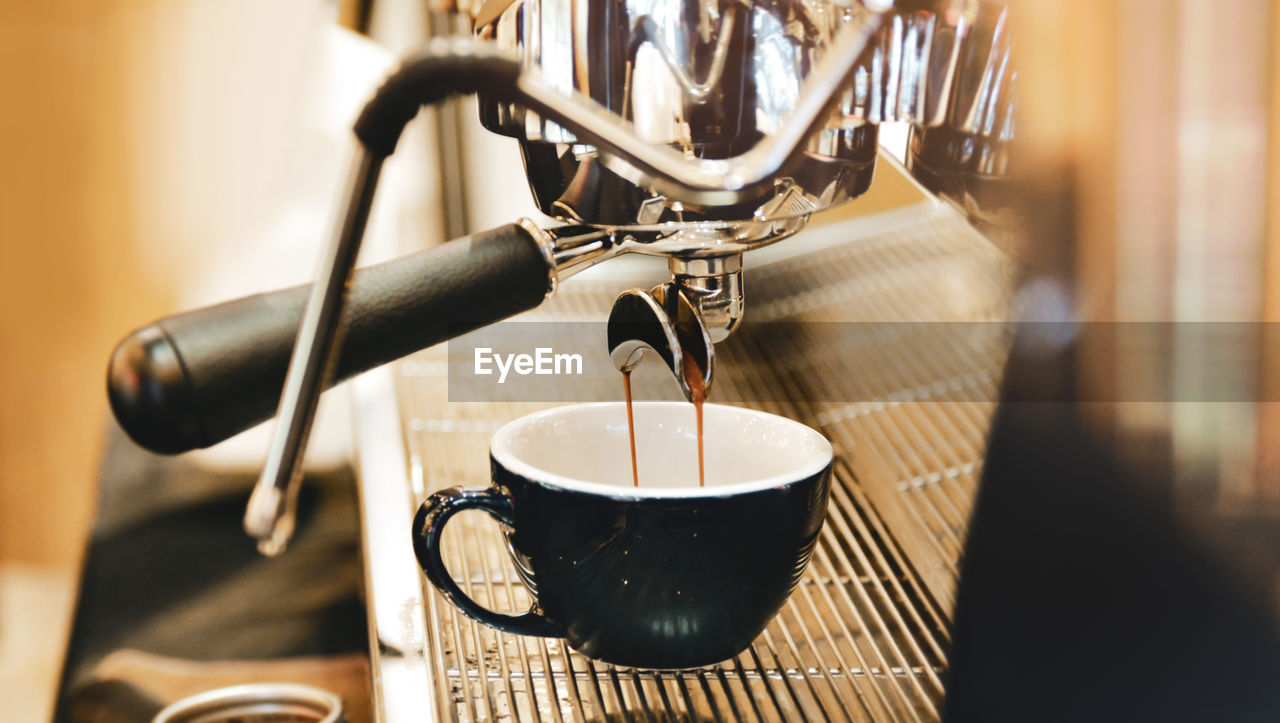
[{"left": 491, "top": 402, "right": 832, "bottom": 497}]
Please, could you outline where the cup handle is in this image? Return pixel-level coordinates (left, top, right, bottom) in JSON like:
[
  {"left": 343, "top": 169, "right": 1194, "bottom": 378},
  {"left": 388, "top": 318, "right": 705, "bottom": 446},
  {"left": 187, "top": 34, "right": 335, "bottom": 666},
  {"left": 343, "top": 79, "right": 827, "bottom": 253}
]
[{"left": 412, "top": 487, "right": 562, "bottom": 638}]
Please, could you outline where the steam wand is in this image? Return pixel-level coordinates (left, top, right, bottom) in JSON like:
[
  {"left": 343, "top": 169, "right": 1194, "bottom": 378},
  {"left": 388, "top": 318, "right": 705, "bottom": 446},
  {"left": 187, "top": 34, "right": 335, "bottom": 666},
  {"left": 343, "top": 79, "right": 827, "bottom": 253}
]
[{"left": 243, "top": 151, "right": 382, "bottom": 555}]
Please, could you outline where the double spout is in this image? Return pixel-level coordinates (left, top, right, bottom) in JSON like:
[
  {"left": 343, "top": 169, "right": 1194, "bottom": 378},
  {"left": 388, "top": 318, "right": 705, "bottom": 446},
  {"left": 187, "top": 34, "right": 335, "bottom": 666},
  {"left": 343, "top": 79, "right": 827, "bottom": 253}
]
[{"left": 606, "top": 254, "right": 743, "bottom": 402}]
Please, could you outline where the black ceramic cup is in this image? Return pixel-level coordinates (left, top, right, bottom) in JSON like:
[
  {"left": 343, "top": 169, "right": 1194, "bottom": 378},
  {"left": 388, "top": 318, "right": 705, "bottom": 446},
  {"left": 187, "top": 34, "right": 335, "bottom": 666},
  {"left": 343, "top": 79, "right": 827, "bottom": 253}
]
[{"left": 412, "top": 401, "right": 833, "bottom": 669}]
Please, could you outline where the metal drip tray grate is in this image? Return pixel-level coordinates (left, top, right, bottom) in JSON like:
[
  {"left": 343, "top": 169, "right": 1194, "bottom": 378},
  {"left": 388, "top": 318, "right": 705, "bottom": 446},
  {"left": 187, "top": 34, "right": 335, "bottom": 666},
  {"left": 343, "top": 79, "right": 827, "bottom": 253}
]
[
  {"left": 399, "top": 388, "right": 951, "bottom": 722},
  {"left": 355, "top": 199, "right": 1012, "bottom": 721}
]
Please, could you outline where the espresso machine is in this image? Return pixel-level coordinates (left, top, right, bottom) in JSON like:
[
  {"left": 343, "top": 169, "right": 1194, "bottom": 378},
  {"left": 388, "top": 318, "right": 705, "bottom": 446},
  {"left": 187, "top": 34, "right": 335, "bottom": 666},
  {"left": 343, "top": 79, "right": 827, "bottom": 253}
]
[
  {"left": 102, "top": 0, "right": 1280, "bottom": 719},
  {"left": 109, "top": 0, "right": 1005, "bottom": 548}
]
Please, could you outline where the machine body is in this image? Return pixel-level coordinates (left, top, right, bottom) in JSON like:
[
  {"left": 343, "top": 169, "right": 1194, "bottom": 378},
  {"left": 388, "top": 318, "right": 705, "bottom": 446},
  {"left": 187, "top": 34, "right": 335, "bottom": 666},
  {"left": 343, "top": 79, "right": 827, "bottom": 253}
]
[{"left": 107, "top": 0, "right": 1011, "bottom": 552}]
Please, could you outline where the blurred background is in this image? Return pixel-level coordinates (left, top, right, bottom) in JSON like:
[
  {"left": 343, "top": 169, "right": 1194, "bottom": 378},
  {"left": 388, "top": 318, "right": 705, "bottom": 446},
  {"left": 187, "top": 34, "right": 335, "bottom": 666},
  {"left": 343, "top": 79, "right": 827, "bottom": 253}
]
[
  {"left": 3, "top": 0, "right": 1280, "bottom": 719},
  {"left": 0, "top": 1, "right": 455, "bottom": 717}
]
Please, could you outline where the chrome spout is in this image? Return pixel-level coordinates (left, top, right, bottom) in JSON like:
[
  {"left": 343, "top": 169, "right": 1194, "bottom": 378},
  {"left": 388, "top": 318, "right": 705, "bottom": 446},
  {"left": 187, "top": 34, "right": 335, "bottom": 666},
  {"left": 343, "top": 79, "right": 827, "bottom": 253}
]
[
  {"left": 669, "top": 254, "right": 744, "bottom": 343},
  {"left": 607, "top": 283, "right": 713, "bottom": 403}
]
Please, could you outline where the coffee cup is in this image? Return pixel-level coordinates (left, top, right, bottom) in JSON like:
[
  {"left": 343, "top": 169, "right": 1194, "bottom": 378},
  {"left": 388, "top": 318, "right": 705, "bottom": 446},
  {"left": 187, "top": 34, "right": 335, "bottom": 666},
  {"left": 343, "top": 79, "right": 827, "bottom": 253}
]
[{"left": 412, "top": 401, "right": 833, "bottom": 669}]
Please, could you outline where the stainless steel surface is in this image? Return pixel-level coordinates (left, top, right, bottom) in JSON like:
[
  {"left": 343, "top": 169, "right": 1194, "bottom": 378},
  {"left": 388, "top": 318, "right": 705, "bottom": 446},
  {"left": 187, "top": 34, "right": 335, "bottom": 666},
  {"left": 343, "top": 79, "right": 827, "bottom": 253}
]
[
  {"left": 354, "top": 195, "right": 1013, "bottom": 720},
  {"left": 945, "top": 4, "right": 1012, "bottom": 139},
  {"left": 353, "top": 370, "right": 435, "bottom": 723},
  {"left": 480, "top": 1, "right": 1001, "bottom": 231},
  {"left": 543, "top": 226, "right": 629, "bottom": 282},
  {"left": 669, "top": 253, "right": 744, "bottom": 342},
  {"left": 750, "top": 200, "right": 1011, "bottom": 611},
  {"left": 517, "top": 218, "right": 562, "bottom": 295},
  {"left": 608, "top": 283, "right": 715, "bottom": 402},
  {"left": 245, "top": 150, "right": 384, "bottom": 556},
  {"left": 502, "top": 13, "right": 886, "bottom": 211},
  {"left": 428, "top": 8, "right": 477, "bottom": 242},
  {"left": 905, "top": 1, "right": 1015, "bottom": 204},
  {"left": 482, "top": 1, "right": 881, "bottom": 148}
]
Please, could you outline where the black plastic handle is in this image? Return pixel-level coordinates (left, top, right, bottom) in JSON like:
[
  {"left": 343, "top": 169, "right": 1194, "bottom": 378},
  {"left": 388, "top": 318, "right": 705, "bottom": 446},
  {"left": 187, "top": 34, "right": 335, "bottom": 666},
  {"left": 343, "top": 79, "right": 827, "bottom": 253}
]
[{"left": 108, "top": 223, "right": 549, "bottom": 454}]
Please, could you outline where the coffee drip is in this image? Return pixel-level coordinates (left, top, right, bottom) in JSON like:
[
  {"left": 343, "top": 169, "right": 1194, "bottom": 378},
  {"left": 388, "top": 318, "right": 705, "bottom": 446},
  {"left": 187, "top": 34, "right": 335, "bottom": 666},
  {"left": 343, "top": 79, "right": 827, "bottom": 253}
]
[
  {"left": 682, "top": 353, "right": 708, "bottom": 489},
  {"left": 607, "top": 283, "right": 714, "bottom": 488},
  {"left": 622, "top": 352, "right": 709, "bottom": 488},
  {"left": 623, "top": 371, "right": 639, "bottom": 487}
]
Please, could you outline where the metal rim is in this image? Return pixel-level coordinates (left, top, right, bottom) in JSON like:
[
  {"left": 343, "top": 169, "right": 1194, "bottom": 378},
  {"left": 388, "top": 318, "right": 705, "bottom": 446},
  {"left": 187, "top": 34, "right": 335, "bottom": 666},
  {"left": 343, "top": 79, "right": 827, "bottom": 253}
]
[{"left": 151, "top": 682, "right": 343, "bottom": 723}]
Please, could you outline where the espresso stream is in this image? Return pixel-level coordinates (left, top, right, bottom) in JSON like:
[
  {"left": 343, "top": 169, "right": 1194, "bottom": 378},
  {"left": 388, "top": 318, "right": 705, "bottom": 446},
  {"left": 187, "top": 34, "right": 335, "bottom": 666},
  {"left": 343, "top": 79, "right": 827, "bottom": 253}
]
[
  {"left": 683, "top": 352, "right": 707, "bottom": 488},
  {"left": 623, "top": 357, "right": 707, "bottom": 487},
  {"left": 623, "top": 370, "right": 639, "bottom": 487}
]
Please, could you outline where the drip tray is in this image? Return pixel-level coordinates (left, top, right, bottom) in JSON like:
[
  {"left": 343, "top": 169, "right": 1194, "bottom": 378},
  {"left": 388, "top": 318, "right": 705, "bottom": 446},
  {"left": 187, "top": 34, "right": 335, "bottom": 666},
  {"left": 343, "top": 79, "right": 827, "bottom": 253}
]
[{"left": 352, "top": 199, "right": 1013, "bottom": 721}]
